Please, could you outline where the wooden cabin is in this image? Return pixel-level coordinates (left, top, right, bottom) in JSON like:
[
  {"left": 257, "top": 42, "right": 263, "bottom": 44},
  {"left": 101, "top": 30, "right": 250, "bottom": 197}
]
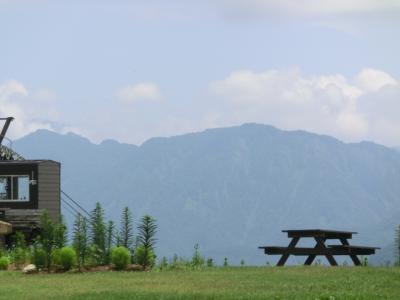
[
  {"left": 0, "top": 160, "right": 61, "bottom": 244},
  {"left": 0, "top": 117, "right": 61, "bottom": 246}
]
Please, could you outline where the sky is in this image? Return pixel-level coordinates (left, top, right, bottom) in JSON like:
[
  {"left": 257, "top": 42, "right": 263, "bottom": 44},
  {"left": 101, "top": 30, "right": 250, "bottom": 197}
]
[{"left": 1, "top": 0, "right": 400, "bottom": 146}]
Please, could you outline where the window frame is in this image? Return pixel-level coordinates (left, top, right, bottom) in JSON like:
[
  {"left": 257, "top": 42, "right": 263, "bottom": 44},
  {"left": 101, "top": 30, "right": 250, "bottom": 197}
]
[{"left": 0, "top": 174, "right": 30, "bottom": 202}]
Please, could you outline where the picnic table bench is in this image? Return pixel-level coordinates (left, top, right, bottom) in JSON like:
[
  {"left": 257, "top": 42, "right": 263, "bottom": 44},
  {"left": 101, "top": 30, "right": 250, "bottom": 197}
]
[{"left": 259, "top": 229, "right": 379, "bottom": 266}]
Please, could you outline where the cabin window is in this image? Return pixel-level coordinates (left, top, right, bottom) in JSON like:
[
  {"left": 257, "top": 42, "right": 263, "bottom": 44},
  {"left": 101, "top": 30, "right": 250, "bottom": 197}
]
[{"left": 0, "top": 175, "right": 30, "bottom": 202}]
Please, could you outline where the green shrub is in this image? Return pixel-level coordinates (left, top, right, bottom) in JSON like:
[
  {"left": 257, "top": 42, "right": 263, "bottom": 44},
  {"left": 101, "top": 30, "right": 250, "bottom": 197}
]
[
  {"left": 223, "top": 257, "right": 229, "bottom": 267},
  {"left": 111, "top": 246, "right": 130, "bottom": 270},
  {"left": 13, "top": 247, "right": 27, "bottom": 269},
  {"left": 135, "top": 245, "right": 155, "bottom": 269},
  {"left": 206, "top": 257, "right": 214, "bottom": 267},
  {"left": 0, "top": 249, "right": 7, "bottom": 258},
  {"left": 167, "top": 255, "right": 191, "bottom": 270},
  {"left": 87, "top": 245, "right": 103, "bottom": 267},
  {"left": 32, "top": 248, "right": 47, "bottom": 269},
  {"left": 159, "top": 256, "right": 168, "bottom": 270},
  {"left": 0, "top": 256, "right": 10, "bottom": 270},
  {"left": 11, "top": 231, "right": 26, "bottom": 249},
  {"left": 59, "top": 247, "right": 77, "bottom": 271},
  {"left": 52, "top": 248, "right": 62, "bottom": 267}
]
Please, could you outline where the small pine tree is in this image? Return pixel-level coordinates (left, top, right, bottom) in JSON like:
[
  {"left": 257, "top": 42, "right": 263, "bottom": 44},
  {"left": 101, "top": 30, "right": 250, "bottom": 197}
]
[
  {"left": 191, "top": 243, "right": 204, "bottom": 268},
  {"left": 115, "top": 231, "right": 122, "bottom": 247},
  {"left": 395, "top": 225, "right": 400, "bottom": 266},
  {"left": 54, "top": 215, "right": 68, "bottom": 249},
  {"left": 90, "top": 202, "right": 106, "bottom": 264},
  {"left": 73, "top": 213, "right": 88, "bottom": 270},
  {"left": 240, "top": 259, "right": 245, "bottom": 267},
  {"left": 363, "top": 257, "right": 368, "bottom": 267},
  {"left": 105, "top": 220, "right": 115, "bottom": 264},
  {"left": 172, "top": 254, "right": 179, "bottom": 266},
  {"left": 361, "top": 256, "right": 368, "bottom": 267},
  {"left": 39, "top": 211, "right": 55, "bottom": 271},
  {"left": 120, "top": 207, "right": 134, "bottom": 251},
  {"left": 223, "top": 257, "right": 228, "bottom": 267},
  {"left": 137, "top": 215, "right": 157, "bottom": 270}
]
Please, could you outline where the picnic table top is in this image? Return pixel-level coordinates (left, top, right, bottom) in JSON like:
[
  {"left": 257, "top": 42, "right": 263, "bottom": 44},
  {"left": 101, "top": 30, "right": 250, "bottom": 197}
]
[
  {"left": 328, "top": 244, "right": 380, "bottom": 250},
  {"left": 282, "top": 229, "right": 357, "bottom": 238}
]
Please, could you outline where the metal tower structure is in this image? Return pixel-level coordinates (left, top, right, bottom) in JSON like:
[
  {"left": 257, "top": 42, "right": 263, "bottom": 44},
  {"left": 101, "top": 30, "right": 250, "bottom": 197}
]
[{"left": 0, "top": 117, "right": 24, "bottom": 160}]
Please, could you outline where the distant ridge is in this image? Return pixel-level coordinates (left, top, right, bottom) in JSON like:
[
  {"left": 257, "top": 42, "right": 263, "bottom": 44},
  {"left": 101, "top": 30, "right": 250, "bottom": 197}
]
[{"left": 14, "top": 124, "right": 400, "bottom": 265}]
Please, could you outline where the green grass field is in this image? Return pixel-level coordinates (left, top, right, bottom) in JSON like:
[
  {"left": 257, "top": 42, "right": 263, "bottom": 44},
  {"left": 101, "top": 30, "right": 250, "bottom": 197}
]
[{"left": 0, "top": 267, "right": 399, "bottom": 300}]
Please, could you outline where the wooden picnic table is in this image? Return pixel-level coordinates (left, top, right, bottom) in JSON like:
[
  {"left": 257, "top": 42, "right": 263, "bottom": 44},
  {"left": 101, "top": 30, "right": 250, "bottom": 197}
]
[{"left": 259, "top": 229, "right": 379, "bottom": 266}]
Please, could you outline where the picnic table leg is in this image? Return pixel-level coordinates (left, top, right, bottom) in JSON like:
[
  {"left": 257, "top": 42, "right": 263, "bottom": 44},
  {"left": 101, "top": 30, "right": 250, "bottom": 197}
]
[
  {"left": 315, "top": 237, "right": 338, "bottom": 266},
  {"left": 304, "top": 255, "right": 315, "bottom": 265},
  {"left": 304, "top": 238, "right": 326, "bottom": 265},
  {"left": 340, "top": 238, "right": 362, "bottom": 266},
  {"left": 277, "top": 237, "right": 300, "bottom": 266}
]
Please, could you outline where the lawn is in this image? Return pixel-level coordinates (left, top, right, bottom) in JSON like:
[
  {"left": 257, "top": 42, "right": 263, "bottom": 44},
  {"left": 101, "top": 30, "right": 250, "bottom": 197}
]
[{"left": 0, "top": 267, "right": 399, "bottom": 300}]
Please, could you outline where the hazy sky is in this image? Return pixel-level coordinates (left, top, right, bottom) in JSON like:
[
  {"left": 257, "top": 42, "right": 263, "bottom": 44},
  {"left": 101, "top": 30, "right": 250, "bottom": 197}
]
[{"left": 1, "top": 0, "right": 400, "bottom": 146}]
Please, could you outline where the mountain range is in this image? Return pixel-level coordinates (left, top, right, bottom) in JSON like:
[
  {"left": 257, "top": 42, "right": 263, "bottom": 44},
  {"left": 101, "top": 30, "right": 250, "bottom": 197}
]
[{"left": 12, "top": 124, "right": 400, "bottom": 265}]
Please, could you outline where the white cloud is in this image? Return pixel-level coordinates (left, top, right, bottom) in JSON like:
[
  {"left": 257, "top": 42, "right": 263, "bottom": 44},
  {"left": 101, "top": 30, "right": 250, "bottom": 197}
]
[
  {"left": 210, "top": 68, "right": 400, "bottom": 146},
  {"left": 0, "top": 80, "right": 61, "bottom": 141},
  {"left": 357, "top": 83, "right": 400, "bottom": 146},
  {"left": 116, "top": 82, "right": 163, "bottom": 104},
  {"left": 355, "top": 68, "right": 397, "bottom": 92},
  {"left": 0, "top": 80, "right": 27, "bottom": 99}
]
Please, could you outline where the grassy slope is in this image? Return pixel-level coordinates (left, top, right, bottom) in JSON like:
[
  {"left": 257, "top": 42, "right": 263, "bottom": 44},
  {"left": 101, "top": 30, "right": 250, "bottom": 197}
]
[{"left": 0, "top": 267, "right": 399, "bottom": 300}]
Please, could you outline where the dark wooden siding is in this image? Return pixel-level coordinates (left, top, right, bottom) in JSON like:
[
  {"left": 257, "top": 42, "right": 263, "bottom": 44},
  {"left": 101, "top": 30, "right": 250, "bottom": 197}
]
[
  {"left": 3, "top": 209, "right": 42, "bottom": 231},
  {"left": 38, "top": 161, "right": 60, "bottom": 221}
]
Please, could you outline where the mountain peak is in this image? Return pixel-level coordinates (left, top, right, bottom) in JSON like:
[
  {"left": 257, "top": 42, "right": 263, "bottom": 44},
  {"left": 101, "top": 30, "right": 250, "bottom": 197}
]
[{"left": 19, "top": 129, "right": 92, "bottom": 144}]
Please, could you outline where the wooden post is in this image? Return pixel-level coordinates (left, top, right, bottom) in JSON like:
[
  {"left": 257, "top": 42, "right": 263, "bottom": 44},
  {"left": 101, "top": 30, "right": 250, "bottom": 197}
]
[
  {"left": 304, "top": 238, "right": 327, "bottom": 265},
  {"left": 315, "top": 237, "right": 338, "bottom": 266},
  {"left": 277, "top": 237, "right": 300, "bottom": 266},
  {"left": 340, "top": 238, "right": 361, "bottom": 266}
]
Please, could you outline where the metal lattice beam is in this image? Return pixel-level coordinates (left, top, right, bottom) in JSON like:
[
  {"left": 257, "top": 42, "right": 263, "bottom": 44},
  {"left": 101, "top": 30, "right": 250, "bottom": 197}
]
[
  {"left": 0, "top": 117, "right": 23, "bottom": 160},
  {"left": 0, "top": 145, "right": 24, "bottom": 160},
  {"left": 0, "top": 117, "right": 14, "bottom": 146}
]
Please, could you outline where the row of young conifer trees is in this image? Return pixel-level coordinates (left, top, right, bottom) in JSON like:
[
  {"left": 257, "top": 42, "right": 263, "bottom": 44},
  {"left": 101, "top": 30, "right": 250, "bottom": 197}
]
[
  {"left": 72, "top": 202, "right": 157, "bottom": 270},
  {"left": 0, "top": 202, "right": 157, "bottom": 271}
]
